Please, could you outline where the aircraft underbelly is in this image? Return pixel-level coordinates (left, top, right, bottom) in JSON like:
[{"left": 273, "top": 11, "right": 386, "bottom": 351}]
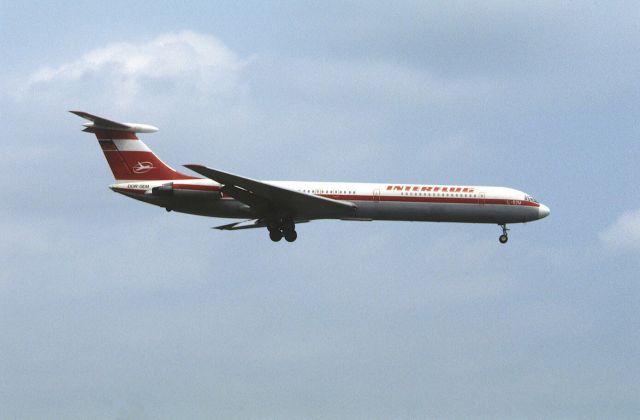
[
  {"left": 354, "top": 201, "right": 537, "bottom": 224},
  {"left": 125, "top": 193, "right": 252, "bottom": 218},
  {"left": 124, "top": 191, "right": 537, "bottom": 224}
]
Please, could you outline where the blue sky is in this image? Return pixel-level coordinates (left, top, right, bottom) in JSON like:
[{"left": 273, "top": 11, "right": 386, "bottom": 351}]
[{"left": 1, "top": 1, "right": 638, "bottom": 419}]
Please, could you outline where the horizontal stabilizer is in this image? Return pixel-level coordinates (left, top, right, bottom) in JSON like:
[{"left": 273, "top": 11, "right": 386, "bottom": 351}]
[
  {"left": 214, "top": 219, "right": 309, "bottom": 231},
  {"left": 214, "top": 219, "right": 265, "bottom": 230},
  {"left": 70, "top": 111, "right": 159, "bottom": 133}
]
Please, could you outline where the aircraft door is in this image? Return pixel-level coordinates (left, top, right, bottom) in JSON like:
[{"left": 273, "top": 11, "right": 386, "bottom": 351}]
[{"left": 478, "top": 192, "right": 485, "bottom": 205}]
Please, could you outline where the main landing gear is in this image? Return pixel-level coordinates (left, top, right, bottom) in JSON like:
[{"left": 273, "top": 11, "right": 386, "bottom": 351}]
[
  {"left": 498, "top": 224, "right": 509, "bottom": 244},
  {"left": 268, "top": 219, "right": 297, "bottom": 243}
]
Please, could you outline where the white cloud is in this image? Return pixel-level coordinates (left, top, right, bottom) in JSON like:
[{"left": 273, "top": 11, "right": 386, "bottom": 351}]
[
  {"left": 600, "top": 209, "right": 640, "bottom": 252},
  {"left": 23, "top": 31, "right": 247, "bottom": 108}
]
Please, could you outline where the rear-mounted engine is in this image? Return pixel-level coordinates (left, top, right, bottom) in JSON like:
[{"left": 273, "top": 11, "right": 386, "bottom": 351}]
[
  {"left": 151, "top": 182, "right": 221, "bottom": 199},
  {"left": 152, "top": 183, "right": 174, "bottom": 196}
]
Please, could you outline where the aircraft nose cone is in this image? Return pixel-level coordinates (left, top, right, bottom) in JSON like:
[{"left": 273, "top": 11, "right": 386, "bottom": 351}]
[{"left": 539, "top": 203, "right": 550, "bottom": 219}]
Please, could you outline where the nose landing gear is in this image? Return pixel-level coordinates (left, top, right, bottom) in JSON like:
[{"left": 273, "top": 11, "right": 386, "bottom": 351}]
[{"left": 498, "top": 224, "right": 509, "bottom": 244}]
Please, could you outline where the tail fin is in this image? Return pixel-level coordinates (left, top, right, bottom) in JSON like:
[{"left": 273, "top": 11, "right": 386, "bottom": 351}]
[{"left": 71, "top": 111, "right": 197, "bottom": 181}]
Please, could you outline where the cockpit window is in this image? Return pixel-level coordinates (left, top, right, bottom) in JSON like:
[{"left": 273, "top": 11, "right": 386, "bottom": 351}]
[{"left": 525, "top": 195, "right": 538, "bottom": 203}]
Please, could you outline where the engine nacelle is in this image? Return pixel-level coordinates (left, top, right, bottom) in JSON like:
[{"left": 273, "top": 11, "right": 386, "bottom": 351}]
[
  {"left": 152, "top": 183, "right": 174, "bottom": 196},
  {"left": 151, "top": 182, "right": 221, "bottom": 199}
]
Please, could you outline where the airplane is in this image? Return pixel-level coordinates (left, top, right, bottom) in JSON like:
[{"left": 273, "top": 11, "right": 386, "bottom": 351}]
[{"left": 72, "top": 111, "right": 550, "bottom": 244}]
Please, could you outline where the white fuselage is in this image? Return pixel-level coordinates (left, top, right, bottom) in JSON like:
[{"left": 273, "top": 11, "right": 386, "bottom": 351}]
[{"left": 110, "top": 178, "right": 550, "bottom": 224}]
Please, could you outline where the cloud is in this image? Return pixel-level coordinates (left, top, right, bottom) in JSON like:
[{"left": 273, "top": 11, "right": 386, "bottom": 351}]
[
  {"left": 4, "top": 28, "right": 498, "bottom": 194},
  {"left": 600, "top": 209, "right": 640, "bottom": 252},
  {"left": 22, "top": 31, "right": 247, "bottom": 108}
]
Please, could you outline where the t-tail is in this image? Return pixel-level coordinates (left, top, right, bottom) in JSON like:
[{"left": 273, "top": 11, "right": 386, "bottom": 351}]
[{"left": 70, "top": 111, "right": 197, "bottom": 181}]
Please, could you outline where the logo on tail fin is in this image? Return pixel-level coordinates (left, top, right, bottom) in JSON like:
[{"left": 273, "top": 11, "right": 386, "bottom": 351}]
[{"left": 132, "top": 161, "right": 155, "bottom": 174}]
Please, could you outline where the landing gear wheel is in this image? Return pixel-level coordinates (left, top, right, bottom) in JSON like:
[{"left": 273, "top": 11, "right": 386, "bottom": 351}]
[
  {"left": 269, "top": 230, "right": 283, "bottom": 242},
  {"left": 498, "top": 223, "right": 510, "bottom": 244},
  {"left": 282, "top": 219, "right": 295, "bottom": 232},
  {"left": 267, "top": 222, "right": 279, "bottom": 233},
  {"left": 284, "top": 230, "right": 297, "bottom": 242},
  {"left": 267, "top": 217, "right": 297, "bottom": 242}
]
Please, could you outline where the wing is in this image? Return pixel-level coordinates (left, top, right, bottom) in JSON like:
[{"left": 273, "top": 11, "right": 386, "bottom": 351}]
[{"left": 184, "top": 164, "right": 357, "bottom": 219}]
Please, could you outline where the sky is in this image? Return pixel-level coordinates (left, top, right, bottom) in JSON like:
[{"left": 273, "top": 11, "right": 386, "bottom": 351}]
[{"left": 1, "top": 1, "right": 639, "bottom": 419}]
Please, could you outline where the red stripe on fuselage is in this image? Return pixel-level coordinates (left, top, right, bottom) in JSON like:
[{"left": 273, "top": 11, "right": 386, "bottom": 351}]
[
  {"left": 111, "top": 185, "right": 538, "bottom": 208},
  {"left": 318, "top": 194, "right": 540, "bottom": 207}
]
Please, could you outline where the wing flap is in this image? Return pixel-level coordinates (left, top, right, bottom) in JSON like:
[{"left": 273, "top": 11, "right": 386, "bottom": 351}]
[{"left": 221, "top": 184, "right": 270, "bottom": 211}]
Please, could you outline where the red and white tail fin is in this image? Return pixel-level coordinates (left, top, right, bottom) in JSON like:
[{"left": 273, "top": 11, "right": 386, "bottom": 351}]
[{"left": 71, "top": 111, "right": 197, "bottom": 181}]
